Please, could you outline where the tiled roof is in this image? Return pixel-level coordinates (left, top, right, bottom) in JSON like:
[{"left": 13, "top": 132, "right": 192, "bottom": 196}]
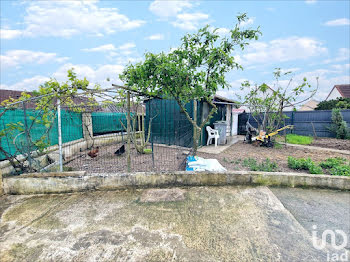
[{"left": 335, "top": 84, "right": 350, "bottom": 98}]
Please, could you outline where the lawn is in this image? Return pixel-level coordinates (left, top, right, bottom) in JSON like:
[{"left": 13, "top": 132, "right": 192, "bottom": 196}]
[{"left": 285, "top": 134, "right": 313, "bottom": 145}]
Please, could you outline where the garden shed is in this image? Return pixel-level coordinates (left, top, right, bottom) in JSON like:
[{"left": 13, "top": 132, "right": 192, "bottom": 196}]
[{"left": 144, "top": 95, "right": 237, "bottom": 148}]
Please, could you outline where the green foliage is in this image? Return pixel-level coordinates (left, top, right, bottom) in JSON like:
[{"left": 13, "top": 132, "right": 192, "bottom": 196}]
[
  {"left": 288, "top": 156, "right": 350, "bottom": 176},
  {"left": 315, "top": 98, "right": 350, "bottom": 110},
  {"left": 329, "top": 108, "right": 350, "bottom": 139},
  {"left": 0, "top": 69, "right": 101, "bottom": 173},
  {"left": 287, "top": 156, "right": 322, "bottom": 174},
  {"left": 120, "top": 14, "right": 261, "bottom": 154},
  {"left": 286, "top": 134, "right": 313, "bottom": 145},
  {"left": 320, "top": 157, "right": 346, "bottom": 169},
  {"left": 242, "top": 158, "right": 278, "bottom": 172},
  {"left": 330, "top": 164, "right": 350, "bottom": 176},
  {"left": 308, "top": 164, "right": 324, "bottom": 174}
]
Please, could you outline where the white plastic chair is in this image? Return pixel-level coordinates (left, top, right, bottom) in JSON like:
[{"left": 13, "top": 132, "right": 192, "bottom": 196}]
[{"left": 206, "top": 126, "right": 220, "bottom": 147}]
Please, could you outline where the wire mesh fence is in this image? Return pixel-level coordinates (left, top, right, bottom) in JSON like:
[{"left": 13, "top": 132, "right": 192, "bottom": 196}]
[{"left": 0, "top": 90, "right": 193, "bottom": 176}]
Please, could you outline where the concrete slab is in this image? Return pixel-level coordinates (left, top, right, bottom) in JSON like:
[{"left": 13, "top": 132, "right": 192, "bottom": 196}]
[
  {"left": 197, "top": 135, "right": 242, "bottom": 154},
  {"left": 272, "top": 187, "right": 350, "bottom": 250},
  {"left": 0, "top": 186, "right": 342, "bottom": 261}
]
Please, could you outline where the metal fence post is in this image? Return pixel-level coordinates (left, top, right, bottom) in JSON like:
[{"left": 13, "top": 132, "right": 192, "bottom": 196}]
[
  {"left": 291, "top": 111, "right": 295, "bottom": 134},
  {"left": 126, "top": 91, "right": 131, "bottom": 172},
  {"left": 150, "top": 100, "right": 154, "bottom": 169},
  {"left": 23, "top": 101, "right": 33, "bottom": 172},
  {"left": 57, "top": 98, "right": 63, "bottom": 172}
]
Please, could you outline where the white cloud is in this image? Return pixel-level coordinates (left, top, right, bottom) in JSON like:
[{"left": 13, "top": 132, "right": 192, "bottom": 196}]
[
  {"left": 236, "top": 36, "right": 328, "bottom": 66},
  {"left": 145, "top": 34, "right": 165, "bottom": 40},
  {"left": 330, "top": 63, "right": 350, "bottom": 71},
  {"left": 172, "top": 12, "right": 209, "bottom": 30},
  {"left": 214, "top": 27, "right": 230, "bottom": 36},
  {"left": 295, "top": 69, "right": 350, "bottom": 100},
  {"left": 305, "top": 0, "right": 317, "bottom": 4},
  {"left": 53, "top": 63, "right": 124, "bottom": 86},
  {"left": 1, "top": 63, "right": 125, "bottom": 92},
  {"left": 1, "top": 50, "right": 69, "bottom": 69},
  {"left": 81, "top": 42, "right": 137, "bottom": 58},
  {"left": 322, "top": 48, "right": 350, "bottom": 64},
  {"left": 240, "top": 18, "right": 255, "bottom": 27},
  {"left": 0, "top": 29, "right": 22, "bottom": 39},
  {"left": 118, "top": 42, "right": 136, "bottom": 50},
  {"left": 149, "top": 0, "right": 193, "bottom": 18},
  {"left": 82, "top": 44, "right": 117, "bottom": 53},
  {"left": 0, "top": 75, "right": 50, "bottom": 91},
  {"left": 324, "top": 18, "right": 350, "bottom": 26},
  {"left": 1, "top": 1, "right": 145, "bottom": 39}
]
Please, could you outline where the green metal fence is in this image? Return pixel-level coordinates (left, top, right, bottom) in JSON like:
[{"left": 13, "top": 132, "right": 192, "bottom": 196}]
[
  {"left": 91, "top": 112, "right": 130, "bottom": 135},
  {"left": 0, "top": 109, "right": 83, "bottom": 160}
]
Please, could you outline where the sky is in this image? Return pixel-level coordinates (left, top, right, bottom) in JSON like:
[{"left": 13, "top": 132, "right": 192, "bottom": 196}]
[{"left": 1, "top": 0, "right": 349, "bottom": 102}]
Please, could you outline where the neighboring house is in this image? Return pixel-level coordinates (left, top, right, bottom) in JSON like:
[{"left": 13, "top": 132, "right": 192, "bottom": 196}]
[
  {"left": 0, "top": 89, "right": 93, "bottom": 109},
  {"left": 299, "top": 99, "right": 319, "bottom": 111},
  {"left": 325, "top": 84, "right": 350, "bottom": 101},
  {"left": 0, "top": 89, "right": 36, "bottom": 108}
]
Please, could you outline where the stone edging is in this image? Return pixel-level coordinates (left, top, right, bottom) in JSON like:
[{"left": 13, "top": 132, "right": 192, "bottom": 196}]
[
  {"left": 2, "top": 171, "right": 349, "bottom": 195},
  {"left": 280, "top": 142, "right": 350, "bottom": 155}
]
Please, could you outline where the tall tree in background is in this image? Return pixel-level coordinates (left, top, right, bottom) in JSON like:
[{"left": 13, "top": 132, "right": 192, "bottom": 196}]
[{"left": 120, "top": 14, "right": 261, "bottom": 155}]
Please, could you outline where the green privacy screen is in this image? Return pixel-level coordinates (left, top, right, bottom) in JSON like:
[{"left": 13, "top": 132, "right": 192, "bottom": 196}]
[
  {"left": 91, "top": 112, "right": 130, "bottom": 135},
  {"left": 0, "top": 109, "right": 83, "bottom": 161}
]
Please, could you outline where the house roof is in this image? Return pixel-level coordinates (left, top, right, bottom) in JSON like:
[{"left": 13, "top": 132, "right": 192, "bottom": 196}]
[
  {"left": 0, "top": 89, "right": 36, "bottom": 108},
  {"left": 0, "top": 89, "right": 93, "bottom": 109},
  {"left": 299, "top": 99, "right": 319, "bottom": 111},
  {"left": 326, "top": 84, "right": 350, "bottom": 100},
  {"left": 213, "top": 95, "right": 237, "bottom": 104}
]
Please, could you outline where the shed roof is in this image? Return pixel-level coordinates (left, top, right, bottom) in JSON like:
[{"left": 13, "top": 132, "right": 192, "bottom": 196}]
[{"left": 213, "top": 95, "right": 237, "bottom": 104}]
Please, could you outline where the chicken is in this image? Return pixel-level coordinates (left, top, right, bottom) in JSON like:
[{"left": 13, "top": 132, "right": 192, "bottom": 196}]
[
  {"left": 88, "top": 146, "right": 99, "bottom": 158},
  {"left": 114, "top": 144, "right": 125, "bottom": 156}
]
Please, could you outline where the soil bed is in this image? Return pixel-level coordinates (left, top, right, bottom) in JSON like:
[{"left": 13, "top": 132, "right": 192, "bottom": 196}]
[
  {"left": 310, "top": 137, "right": 350, "bottom": 151},
  {"left": 65, "top": 143, "right": 186, "bottom": 173},
  {"left": 198, "top": 140, "right": 350, "bottom": 173}
]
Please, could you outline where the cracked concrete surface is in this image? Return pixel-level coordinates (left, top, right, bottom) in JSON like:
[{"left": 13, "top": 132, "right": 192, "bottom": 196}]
[{"left": 0, "top": 186, "right": 348, "bottom": 261}]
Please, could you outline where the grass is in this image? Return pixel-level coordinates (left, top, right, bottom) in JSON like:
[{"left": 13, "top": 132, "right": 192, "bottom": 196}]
[{"left": 286, "top": 134, "right": 313, "bottom": 145}]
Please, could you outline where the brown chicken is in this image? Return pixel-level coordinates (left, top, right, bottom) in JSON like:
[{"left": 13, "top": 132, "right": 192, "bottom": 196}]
[{"left": 87, "top": 146, "right": 99, "bottom": 158}]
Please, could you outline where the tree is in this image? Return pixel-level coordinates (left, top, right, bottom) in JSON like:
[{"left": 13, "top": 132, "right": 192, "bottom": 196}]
[
  {"left": 315, "top": 98, "right": 350, "bottom": 110},
  {"left": 240, "top": 69, "right": 318, "bottom": 134},
  {"left": 0, "top": 69, "right": 100, "bottom": 174},
  {"left": 120, "top": 14, "right": 261, "bottom": 155}
]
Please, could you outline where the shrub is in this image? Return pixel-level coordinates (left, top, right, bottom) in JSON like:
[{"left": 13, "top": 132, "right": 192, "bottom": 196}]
[
  {"left": 286, "top": 134, "right": 313, "bottom": 145},
  {"left": 330, "top": 164, "right": 350, "bottom": 176},
  {"left": 287, "top": 156, "right": 313, "bottom": 170},
  {"left": 243, "top": 158, "right": 278, "bottom": 172},
  {"left": 308, "top": 164, "right": 323, "bottom": 174},
  {"left": 329, "top": 108, "right": 350, "bottom": 139},
  {"left": 320, "top": 157, "right": 346, "bottom": 169},
  {"left": 287, "top": 156, "right": 322, "bottom": 174}
]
